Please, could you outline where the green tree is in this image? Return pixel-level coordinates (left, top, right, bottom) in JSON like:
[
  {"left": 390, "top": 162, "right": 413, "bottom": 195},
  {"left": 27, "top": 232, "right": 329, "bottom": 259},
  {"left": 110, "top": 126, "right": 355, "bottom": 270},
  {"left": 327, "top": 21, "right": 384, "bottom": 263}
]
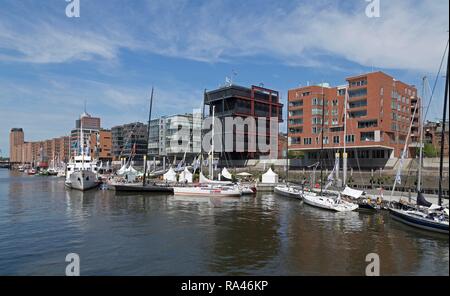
[
  {"left": 423, "top": 143, "right": 438, "bottom": 158},
  {"left": 288, "top": 151, "right": 305, "bottom": 159}
]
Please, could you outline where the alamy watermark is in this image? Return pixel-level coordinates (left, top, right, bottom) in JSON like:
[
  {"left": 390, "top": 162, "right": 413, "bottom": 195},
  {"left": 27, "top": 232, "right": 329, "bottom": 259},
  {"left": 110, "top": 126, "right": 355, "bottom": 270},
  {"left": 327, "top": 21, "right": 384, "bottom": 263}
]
[
  {"left": 65, "top": 253, "right": 80, "bottom": 276},
  {"left": 166, "top": 109, "right": 279, "bottom": 159},
  {"left": 365, "top": 0, "right": 381, "bottom": 18},
  {"left": 365, "top": 253, "right": 380, "bottom": 276},
  {"left": 65, "top": 0, "right": 80, "bottom": 18}
]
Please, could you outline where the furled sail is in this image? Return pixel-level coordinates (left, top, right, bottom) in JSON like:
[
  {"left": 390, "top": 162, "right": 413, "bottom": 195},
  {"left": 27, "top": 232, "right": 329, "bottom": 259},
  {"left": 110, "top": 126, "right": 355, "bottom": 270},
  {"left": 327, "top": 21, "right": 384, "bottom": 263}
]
[{"left": 417, "top": 192, "right": 432, "bottom": 207}]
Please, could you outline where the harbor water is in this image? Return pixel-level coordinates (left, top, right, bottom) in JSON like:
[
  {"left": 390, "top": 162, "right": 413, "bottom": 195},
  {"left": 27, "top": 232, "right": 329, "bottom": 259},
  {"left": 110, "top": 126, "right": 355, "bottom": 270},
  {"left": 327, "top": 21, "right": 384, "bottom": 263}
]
[{"left": 0, "top": 169, "right": 448, "bottom": 276}]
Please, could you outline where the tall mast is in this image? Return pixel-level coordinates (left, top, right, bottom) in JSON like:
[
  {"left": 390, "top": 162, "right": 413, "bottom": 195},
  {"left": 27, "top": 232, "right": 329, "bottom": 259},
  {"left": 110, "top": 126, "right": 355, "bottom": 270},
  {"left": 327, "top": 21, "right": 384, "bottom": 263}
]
[
  {"left": 200, "top": 91, "right": 206, "bottom": 177},
  {"left": 209, "top": 105, "right": 215, "bottom": 180},
  {"left": 391, "top": 100, "right": 419, "bottom": 198},
  {"left": 143, "top": 87, "right": 154, "bottom": 186},
  {"left": 417, "top": 77, "right": 426, "bottom": 192},
  {"left": 438, "top": 50, "right": 449, "bottom": 206},
  {"left": 320, "top": 85, "right": 325, "bottom": 195},
  {"left": 286, "top": 93, "right": 289, "bottom": 184},
  {"left": 80, "top": 115, "right": 84, "bottom": 167},
  {"left": 342, "top": 86, "right": 348, "bottom": 187}
]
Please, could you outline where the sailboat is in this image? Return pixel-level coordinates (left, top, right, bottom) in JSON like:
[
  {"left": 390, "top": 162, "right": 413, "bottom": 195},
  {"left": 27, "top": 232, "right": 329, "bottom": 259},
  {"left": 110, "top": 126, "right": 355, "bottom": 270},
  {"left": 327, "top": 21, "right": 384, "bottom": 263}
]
[
  {"left": 65, "top": 113, "right": 100, "bottom": 191},
  {"left": 274, "top": 97, "right": 302, "bottom": 199},
  {"left": 302, "top": 85, "right": 358, "bottom": 212},
  {"left": 388, "top": 64, "right": 449, "bottom": 234},
  {"left": 173, "top": 105, "right": 242, "bottom": 197}
]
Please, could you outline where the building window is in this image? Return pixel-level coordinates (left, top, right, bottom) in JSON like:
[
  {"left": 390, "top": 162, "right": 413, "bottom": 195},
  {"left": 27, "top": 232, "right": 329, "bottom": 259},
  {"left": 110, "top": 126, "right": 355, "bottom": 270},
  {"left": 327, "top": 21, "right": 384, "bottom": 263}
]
[
  {"left": 312, "top": 126, "right": 322, "bottom": 134},
  {"left": 312, "top": 98, "right": 324, "bottom": 106},
  {"left": 333, "top": 136, "right": 340, "bottom": 144},
  {"left": 358, "top": 120, "right": 378, "bottom": 128},
  {"left": 289, "top": 110, "right": 303, "bottom": 117},
  {"left": 350, "top": 80, "right": 367, "bottom": 87},
  {"left": 338, "top": 89, "right": 346, "bottom": 96},
  {"left": 290, "top": 137, "right": 301, "bottom": 144},
  {"left": 289, "top": 127, "right": 303, "bottom": 134},
  {"left": 349, "top": 88, "right": 368, "bottom": 98},
  {"left": 361, "top": 132, "right": 375, "bottom": 142},
  {"left": 289, "top": 100, "right": 303, "bottom": 107},
  {"left": 330, "top": 126, "right": 344, "bottom": 132},
  {"left": 349, "top": 110, "right": 367, "bottom": 118},
  {"left": 289, "top": 119, "right": 303, "bottom": 125},
  {"left": 312, "top": 108, "right": 324, "bottom": 116},
  {"left": 345, "top": 135, "right": 355, "bottom": 143},
  {"left": 303, "top": 138, "right": 312, "bottom": 145},
  {"left": 312, "top": 117, "right": 323, "bottom": 125},
  {"left": 349, "top": 99, "right": 367, "bottom": 108},
  {"left": 323, "top": 136, "right": 329, "bottom": 144}
]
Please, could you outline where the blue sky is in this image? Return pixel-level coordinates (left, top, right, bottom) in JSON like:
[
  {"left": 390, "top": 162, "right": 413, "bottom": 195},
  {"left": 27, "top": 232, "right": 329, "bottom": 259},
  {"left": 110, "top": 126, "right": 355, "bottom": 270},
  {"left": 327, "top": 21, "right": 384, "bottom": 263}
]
[{"left": 0, "top": 0, "right": 449, "bottom": 157}]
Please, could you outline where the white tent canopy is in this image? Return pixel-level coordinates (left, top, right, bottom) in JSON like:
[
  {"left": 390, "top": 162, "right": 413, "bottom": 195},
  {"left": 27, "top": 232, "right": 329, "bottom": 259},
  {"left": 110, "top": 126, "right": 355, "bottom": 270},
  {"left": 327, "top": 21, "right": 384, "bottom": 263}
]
[
  {"left": 125, "top": 165, "right": 138, "bottom": 174},
  {"left": 179, "top": 168, "right": 193, "bottom": 183},
  {"left": 221, "top": 168, "right": 233, "bottom": 180},
  {"left": 117, "top": 164, "right": 128, "bottom": 175},
  {"left": 163, "top": 167, "right": 177, "bottom": 182},
  {"left": 341, "top": 186, "right": 364, "bottom": 199},
  {"left": 261, "top": 168, "right": 278, "bottom": 184}
]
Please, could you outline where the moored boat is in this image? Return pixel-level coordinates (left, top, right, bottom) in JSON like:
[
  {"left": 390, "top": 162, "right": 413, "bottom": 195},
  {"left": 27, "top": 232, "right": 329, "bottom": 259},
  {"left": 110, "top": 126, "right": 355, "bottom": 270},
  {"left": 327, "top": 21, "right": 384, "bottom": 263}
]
[
  {"left": 64, "top": 113, "right": 100, "bottom": 191},
  {"left": 303, "top": 192, "right": 358, "bottom": 212},
  {"left": 389, "top": 207, "right": 449, "bottom": 234},
  {"left": 274, "top": 184, "right": 302, "bottom": 199},
  {"left": 65, "top": 170, "right": 99, "bottom": 191},
  {"left": 173, "top": 184, "right": 242, "bottom": 197}
]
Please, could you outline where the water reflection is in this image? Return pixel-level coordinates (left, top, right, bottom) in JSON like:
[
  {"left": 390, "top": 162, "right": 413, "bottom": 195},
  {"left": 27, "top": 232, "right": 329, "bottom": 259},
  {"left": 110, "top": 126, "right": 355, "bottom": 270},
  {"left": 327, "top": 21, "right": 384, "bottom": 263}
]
[{"left": 0, "top": 169, "right": 448, "bottom": 275}]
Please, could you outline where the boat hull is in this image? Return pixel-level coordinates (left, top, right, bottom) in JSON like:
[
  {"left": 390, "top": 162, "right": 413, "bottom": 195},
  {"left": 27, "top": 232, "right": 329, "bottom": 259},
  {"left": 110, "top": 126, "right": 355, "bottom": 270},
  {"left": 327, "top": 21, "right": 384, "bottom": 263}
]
[
  {"left": 112, "top": 184, "right": 173, "bottom": 193},
  {"left": 65, "top": 171, "right": 99, "bottom": 191},
  {"left": 389, "top": 208, "right": 449, "bottom": 234},
  {"left": 274, "top": 186, "right": 302, "bottom": 199},
  {"left": 173, "top": 186, "right": 241, "bottom": 197},
  {"left": 303, "top": 193, "right": 358, "bottom": 212}
]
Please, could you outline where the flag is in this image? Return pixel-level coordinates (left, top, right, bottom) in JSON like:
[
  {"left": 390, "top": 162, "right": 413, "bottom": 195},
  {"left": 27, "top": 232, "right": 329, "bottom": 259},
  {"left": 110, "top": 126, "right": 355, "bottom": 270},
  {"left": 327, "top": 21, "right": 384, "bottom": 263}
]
[
  {"left": 192, "top": 157, "right": 199, "bottom": 172},
  {"left": 395, "top": 149, "right": 407, "bottom": 185},
  {"left": 176, "top": 160, "right": 183, "bottom": 171},
  {"left": 324, "top": 158, "right": 338, "bottom": 190}
]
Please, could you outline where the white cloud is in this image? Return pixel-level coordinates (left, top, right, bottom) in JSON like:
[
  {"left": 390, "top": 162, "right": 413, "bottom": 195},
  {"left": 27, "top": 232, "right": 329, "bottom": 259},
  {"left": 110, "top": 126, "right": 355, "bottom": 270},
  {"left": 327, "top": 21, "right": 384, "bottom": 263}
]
[{"left": 1, "top": 0, "right": 447, "bottom": 72}]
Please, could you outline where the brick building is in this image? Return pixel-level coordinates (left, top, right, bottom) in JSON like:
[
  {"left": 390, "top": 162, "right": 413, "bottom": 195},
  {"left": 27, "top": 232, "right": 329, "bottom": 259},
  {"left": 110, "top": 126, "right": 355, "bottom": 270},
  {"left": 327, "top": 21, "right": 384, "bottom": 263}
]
[
  {"left": 288, "top": 71, "right": 420, "bottom": 168},
  {"left": 204, "top": 84, "right": 283, "bottom": 161},
  {"left": 424, "top": 121, "right": 449, "bottom": 157}
]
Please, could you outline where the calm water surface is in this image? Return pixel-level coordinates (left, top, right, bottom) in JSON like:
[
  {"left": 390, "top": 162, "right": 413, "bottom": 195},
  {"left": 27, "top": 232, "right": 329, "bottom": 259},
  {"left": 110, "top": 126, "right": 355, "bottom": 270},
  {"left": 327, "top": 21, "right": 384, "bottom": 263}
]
[{"left": 0, "top": 169, "right": 448, "bottom": 275}]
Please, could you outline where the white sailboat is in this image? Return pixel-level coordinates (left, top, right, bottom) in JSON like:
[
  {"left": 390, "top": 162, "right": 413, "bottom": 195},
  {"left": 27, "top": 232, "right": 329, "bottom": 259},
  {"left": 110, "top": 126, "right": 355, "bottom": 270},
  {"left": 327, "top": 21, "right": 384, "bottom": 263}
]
[
  {"left": 302, "top": 85, "right": 357, "bottom": 212},
  {"left": 65, "top": 113, "right": 100, "bottom": 191},
  {"left": 173, "top": 106, "right": 242, "bottom": 197},
  {"left": 388, "top": 76, "right": 449, "bottom": 234},
  {"left": 274, "top": 101, "right": 302, "bottom": 200},
  {"left": 274, "top": 184, "right": 302, "bottom": 199}
]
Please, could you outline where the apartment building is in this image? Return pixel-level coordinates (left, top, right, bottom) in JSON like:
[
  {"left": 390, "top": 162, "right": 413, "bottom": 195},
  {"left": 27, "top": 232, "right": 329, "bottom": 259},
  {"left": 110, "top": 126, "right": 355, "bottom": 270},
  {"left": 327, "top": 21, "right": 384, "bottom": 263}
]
[{"left": 288, "top": 71, "right": 420, "bottom": 168}]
